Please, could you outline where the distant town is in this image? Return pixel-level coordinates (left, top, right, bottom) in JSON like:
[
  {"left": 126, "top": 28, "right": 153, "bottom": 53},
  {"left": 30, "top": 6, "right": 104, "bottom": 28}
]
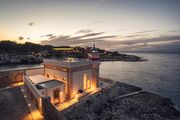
[{"left": 0, "top": 40, "right": 145, "bottom": 65}]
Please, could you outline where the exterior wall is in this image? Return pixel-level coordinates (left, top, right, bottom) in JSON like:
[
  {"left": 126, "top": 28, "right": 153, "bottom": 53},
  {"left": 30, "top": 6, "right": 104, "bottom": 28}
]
[
  {"left": 26, "top": 68, "right": 44, "bottom": 76},
  {"left": 45, "top": 85, "right": 65, "bottom": 104},
  {"left": 72, "top": 69, "right": 92, "bottom": 95},
  {"left": 42, "top": 97, "right": 66, "bottom": 120},
  {"left": 43, "top": 60, "right": 100, "bottom": 99},
  {"left": 44, "top": 67, "right": 68, "bottom": 100},
  {"left": 88, "top": 53, "right": 100, "bottom": 60},
  {"left": 24, "top": 76, "right": 43, "bottom": 113},
  {"left": 44, "top": 68, "right": 67, "bottom": 80},
  {"left": 0, "top": 67, "right": 43, "bottom": 88},
  {"left": 0, "top": 70, "right": 24, "bottom": 88},
  {"left": 92, "top": 62, "right": 100, "bottom": 88},
  {"left": 24, "top": 76, "right": 43, "bottom": 100}
]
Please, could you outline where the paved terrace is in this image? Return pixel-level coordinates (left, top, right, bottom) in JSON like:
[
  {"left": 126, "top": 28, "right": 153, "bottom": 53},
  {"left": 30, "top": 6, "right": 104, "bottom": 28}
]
[{"left": 20, "top": 85, "right": 44, "bottom": 120}]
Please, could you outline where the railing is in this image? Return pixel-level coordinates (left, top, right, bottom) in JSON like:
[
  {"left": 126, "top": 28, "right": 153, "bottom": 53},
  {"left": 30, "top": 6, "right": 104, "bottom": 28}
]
[
  {"left": 43, "top": 59, "right": 92, "bottom": 68},
  {"left": 24, "top": 76, "right": 44, "bottom": 100}
]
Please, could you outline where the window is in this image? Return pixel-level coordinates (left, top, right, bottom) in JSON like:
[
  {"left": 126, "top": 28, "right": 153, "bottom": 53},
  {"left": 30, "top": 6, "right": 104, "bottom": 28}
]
[
  {"left": 83, "top": 74, "right": 91, "bottom": 90},
  {"left": 83, "top": 74, "right": 87, "bottom": 90},
  {"left": 62, "top": 77, "right": 67, "bottom": 81},
  {"left": 53, "top": 89, "right": 60, "bottom": 104},
  {"left": 46, "top": 74, "right": 49, "bottom": 78},
  {"left": 87, "top": 79, "right": 91, "bottom": 89},
  {"left": 62, "top": 68, "right": 67, "bottom": 72},
  {"left": 54, "top": 75, "right": 57, "bottom": 79}
]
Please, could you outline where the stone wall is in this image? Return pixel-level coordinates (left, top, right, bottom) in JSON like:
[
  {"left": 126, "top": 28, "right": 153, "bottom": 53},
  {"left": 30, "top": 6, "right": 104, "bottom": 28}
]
[
  {"left": 42, "top": 97, "right": 67, "bottom": 120},
  {"left": 0, "top": 70, "right": 25, "bottom": 88},
  {"left": 0, "top": 67, "right": 43, "bottom": 88}
]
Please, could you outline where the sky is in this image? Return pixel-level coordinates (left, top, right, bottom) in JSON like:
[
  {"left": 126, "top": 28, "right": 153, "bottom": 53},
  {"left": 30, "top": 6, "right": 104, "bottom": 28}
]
[{"left": 0, "top": 0, "right": 180, "bottom": 52}]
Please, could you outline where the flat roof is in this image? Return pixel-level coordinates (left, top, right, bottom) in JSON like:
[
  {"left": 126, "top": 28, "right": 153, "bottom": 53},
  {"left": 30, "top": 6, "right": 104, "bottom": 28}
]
[
  {"left": 36, "top": 80, "right": 64, "bottom": 89},
  {"left": 28, "top": 75, "right": 64, "bottom": 89},
  {"left": 29, "top": 75, "right": 51, "bottom": 84},
  {"left": 43, "top": 58, "right": 93, "bottom": 68}
]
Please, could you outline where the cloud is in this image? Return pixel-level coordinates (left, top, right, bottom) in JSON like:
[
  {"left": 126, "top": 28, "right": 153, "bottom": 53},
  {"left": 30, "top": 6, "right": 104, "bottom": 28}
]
[
  {"left": 122, "top": 34, "right": 143, "bottom": 38},
  {"left": 41, "top": 34, "right": 57, "bottom": 39},
  {"left": 75, "top": 29, "right": 93, "bottom": 34},
  {"left": 119, "top": 41, "right": 180, "bottom": 53},
  {"left": 80, "top": 32, "right": 104, "bottom": 38},
  {"left": 28, "top": 22, "right": 34, "bottom": 26},
  {"left": 119, "top": 35, "right": 180, "bottom": 45},
  {"left": 168, "top": 29, "right": 180, "bottom": 33},
  {"left": 119, "top": 30, "right": 158, "bottom": 39},
  {"left": 87, "top": 20, "right": 103, "bottom": 26},
  {"left": 83, "top": 0, "right": 106, "bottom": 12},
  {"left": 40, "top": 30, "right": 180, "bottom": 52},
  {"left": 41, "top": 32, "right": 116, "bottom": 47},
  {"left": 132, "top": 30, "right": 158, "bottom": 34},
  {"left": 41, "top": 34, "right": 54, "bottom": 38},
  {"left": 18, "top": 36, "right": 24, "bottom": 41}
]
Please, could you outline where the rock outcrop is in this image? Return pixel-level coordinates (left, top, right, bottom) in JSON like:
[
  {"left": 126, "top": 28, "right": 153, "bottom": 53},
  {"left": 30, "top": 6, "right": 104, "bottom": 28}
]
[{"left": 61, "top": 80, "right": 180, "bottom": 120}]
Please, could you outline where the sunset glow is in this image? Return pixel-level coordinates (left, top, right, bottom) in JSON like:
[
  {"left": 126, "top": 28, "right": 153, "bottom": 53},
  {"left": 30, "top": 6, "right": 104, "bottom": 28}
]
[{"left": 0, "top": 0, "right": 180, "bottom": 52}]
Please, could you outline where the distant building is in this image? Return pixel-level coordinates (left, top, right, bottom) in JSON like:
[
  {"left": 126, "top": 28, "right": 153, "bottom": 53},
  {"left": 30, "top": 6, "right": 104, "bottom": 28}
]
[
  {"left": 87, "top": 43, "right": 100, "bottom": 60},
  {"left": 24, "top": 58, "right": 100, "bottom": 113}
]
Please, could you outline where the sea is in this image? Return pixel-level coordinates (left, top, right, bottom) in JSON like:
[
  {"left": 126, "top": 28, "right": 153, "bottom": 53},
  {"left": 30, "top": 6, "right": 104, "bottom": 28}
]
[
  {"left": 0, "top": 53, "right": 180, "bottom": 109},
  {"left": 100, "top": 53, "right": 180, "bottom": 109}
]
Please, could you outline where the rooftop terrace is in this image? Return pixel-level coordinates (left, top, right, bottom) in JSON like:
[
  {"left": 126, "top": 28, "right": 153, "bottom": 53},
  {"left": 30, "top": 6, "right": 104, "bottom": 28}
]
[{"left": 43, "top": 58, "right": 95, "bottom": 68}]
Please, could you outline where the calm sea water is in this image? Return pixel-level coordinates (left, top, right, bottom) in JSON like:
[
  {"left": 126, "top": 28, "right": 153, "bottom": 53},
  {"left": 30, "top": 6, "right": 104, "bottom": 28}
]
[{"left": 100, "top": 53, "right": 180, "bottom": 109}]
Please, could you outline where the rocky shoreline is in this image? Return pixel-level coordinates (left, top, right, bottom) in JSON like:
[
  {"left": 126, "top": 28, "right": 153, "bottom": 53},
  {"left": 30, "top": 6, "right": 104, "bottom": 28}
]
[
  {"left": 61, "top": 79, "right": 180, "bottom": 120},
  {"left": 98, "top": 92, "right": 180, "bottom": 120},
  {"left": 1, "top": 78, "right": 179, "bottom": 120},
  {"left": 100, "top": 54, "right": 147, "bottom": 62}
]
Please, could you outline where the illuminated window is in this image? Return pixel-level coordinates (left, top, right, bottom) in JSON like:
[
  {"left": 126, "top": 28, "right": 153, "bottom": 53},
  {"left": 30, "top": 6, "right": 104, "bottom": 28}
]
[
  {"left": 62, "top": 78, "right": 67, "bottom": 94},
  {"left": 87, "top": 80, "right": 91, "bottom": 89},
  {"left": 62, "top": 77, "right": 67, "bottom": 81},
  {"left": 54, "top": 75, "right": 57, "bottom": 79},
  {"left": 62, "top": 68, "right": 67, "bottom": 72},
  {"left": 83, "top": 74, "right": 87, "bottom": 90}
]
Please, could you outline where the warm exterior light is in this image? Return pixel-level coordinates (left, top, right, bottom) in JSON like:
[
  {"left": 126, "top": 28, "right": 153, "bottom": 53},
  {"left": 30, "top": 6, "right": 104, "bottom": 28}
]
[
  {"left": 74, "top": 94, "right": 79, "bottom": 100},
  {"left": 62, "top": 68, "right": 67, "bottom": 72},
  {"left": 28, "top": 104, "right": 31, "bottom": 107},
  {"left": 68, "top": 58, "right": 73, "bottom": 62},
  {"left": 24, "top": 95, "right": 27, "bottom": 98}
]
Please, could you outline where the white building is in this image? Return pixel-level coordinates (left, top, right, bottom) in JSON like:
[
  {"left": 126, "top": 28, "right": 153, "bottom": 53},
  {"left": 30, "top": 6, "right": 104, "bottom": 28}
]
[{"left": 24, "top": 58, "right": 100, "bottom": 112}]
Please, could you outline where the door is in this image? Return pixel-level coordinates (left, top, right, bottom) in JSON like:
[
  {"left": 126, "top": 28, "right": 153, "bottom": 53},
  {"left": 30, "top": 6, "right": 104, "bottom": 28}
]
[{"left": 53, "top": 89, "right": 60, "bottom": 105}]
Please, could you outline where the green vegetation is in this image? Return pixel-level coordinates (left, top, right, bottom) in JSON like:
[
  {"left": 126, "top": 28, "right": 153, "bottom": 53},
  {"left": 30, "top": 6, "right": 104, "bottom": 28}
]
[
  {"left": 0, "top": 40, "right": 53, "bottom": 55},
  {"left": 0, "top": 40, "right": 145, "bottom": 62}
]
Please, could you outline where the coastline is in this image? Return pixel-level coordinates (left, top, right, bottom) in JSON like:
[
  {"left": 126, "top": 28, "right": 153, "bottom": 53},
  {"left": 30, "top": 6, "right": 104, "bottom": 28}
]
[
  {"left": 57, "top": 78, "right": 180, "bottom": 120},
  {"left": 0, "top": 77, "right": 180, "bottom": 120}
]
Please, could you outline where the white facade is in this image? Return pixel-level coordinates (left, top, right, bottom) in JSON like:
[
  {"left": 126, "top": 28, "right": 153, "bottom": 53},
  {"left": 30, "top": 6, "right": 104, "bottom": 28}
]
[
  {"left": 72, "top": 69, "right": 92, "bottom": 95},
  {"left": 44, "top": 67, "right": 67, "bottom": 80},
  {"left": 24, "top": 74, "right": 65, "bottom": 109},
  {"left": 24, "top": 58, "right": 100, "bottom": 112},
  {"left": 26, "top": 68, "right": 44, "bottom": 76},
  {"left": 43, "top": 58, "right": 100, "bottom": 99}
]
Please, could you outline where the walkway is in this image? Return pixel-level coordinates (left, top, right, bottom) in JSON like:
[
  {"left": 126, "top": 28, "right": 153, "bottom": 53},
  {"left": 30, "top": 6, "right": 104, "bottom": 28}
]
[
  {"left": 20, "top": 85, "right": 44, "bottom": 120},
  {"left": 0, "top": 82, "right": 24, "bottom": 91},
  {"left": 114, "top": 90, "right": 145, "bottom": 100},
  {"left": 57, "top": 87, "right": 101, "bottom": 111}
]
